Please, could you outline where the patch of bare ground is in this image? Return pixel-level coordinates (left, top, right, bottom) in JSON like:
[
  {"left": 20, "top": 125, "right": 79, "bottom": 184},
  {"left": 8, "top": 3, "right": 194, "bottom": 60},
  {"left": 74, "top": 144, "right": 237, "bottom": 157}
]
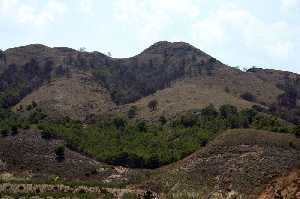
[{"left": 257, "top": 169, "right": 300, "bottom": 199}]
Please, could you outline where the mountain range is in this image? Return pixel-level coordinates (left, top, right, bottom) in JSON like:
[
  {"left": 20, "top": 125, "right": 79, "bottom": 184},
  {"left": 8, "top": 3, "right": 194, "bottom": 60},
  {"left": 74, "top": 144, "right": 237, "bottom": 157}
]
[
  {"left": 1, "top": 41, "right": 299, "bottom": 122},
  {"left": 0, "top": 42, "right": 299, "bottom": 199}
]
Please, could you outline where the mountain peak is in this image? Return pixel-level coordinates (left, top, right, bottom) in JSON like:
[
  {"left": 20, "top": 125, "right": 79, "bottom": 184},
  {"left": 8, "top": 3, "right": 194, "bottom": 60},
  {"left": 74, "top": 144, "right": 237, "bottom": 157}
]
[
  {"left": 141, "top": 41, "right": 213, "bottom": 60},
  {"left": 143, "top": 41, "right": 200, "bottom": 54}
]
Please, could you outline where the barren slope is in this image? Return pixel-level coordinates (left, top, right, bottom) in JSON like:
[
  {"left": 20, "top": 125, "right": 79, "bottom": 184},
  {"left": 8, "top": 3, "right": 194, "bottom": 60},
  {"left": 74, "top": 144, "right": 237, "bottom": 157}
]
[
  {"left": 13, "top": 72, "right": 116, "bottom": 121},
  {"left": 121, "top": 77, "right": 257, "bottom": 121}
]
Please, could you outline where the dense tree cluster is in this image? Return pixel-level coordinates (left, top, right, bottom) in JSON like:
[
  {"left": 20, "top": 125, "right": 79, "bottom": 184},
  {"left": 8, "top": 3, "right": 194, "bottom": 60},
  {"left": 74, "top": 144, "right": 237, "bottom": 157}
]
[{"left": 36, "top": 104, "right": 296, "bottom": 169}]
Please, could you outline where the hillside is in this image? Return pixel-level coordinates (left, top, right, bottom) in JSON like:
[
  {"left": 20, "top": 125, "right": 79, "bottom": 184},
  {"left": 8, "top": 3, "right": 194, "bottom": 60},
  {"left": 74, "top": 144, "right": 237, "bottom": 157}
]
[
  {"left": 0, "top": 42, "right": 299, "bottom": 122},
  {"left": 0, "top": 129, "right": 299, "bottom": 199},
  {"left": 143, "top": 129, "right": 300, "bottom": 198}
]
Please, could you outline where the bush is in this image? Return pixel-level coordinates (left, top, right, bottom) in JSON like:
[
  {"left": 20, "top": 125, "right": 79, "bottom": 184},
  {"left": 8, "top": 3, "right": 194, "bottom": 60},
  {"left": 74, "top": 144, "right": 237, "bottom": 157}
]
[
  {"left": 26, "top": 104, "right": 33, "bottom": 111},
  {"left": 219, "top": 104, "right": 238, "bottom": 118},
  {"left": 148, "top": 100, "right": 158, "bottom": 111},
  {"left": 128, "top": 106, "right": 137, "bottom": 119},
  {"left": 113, "top": 117, "right": 127, "bottom": 130},
  {"left": 10, "top": 125, "right": 18, "bottom": 136},
  {"left": 180, "top": 112, "right": 198, "bottom": 127},
  {"left": 201, "top": 104, "right": 218, "bottom": 120},
  {"left": 293, "top": 126, "right": 300, "bottom": 138},
  {"left": 41, "top": 128, "right": 55, "bottom": 140},
  {"left": 240, "top": 92, "right": 256, "bottom": 102},
  {"left": 136, "top": 120, "right": 147, "bottom": 132},
  {"left": 159, "top": 115, "right": 167, "bottom": 125},
  {"left": 32, "top": 101, "right": 38, "bottom": 108},
  {"left": 55, "top": 145, "right": 65, "bottom": 161}
]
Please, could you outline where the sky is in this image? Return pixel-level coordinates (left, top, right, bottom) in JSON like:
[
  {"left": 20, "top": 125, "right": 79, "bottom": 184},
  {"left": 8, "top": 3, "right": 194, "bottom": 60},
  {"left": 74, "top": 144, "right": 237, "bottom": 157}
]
[{"left": 0, "top": 0, "right": 300, "bottom": 73}]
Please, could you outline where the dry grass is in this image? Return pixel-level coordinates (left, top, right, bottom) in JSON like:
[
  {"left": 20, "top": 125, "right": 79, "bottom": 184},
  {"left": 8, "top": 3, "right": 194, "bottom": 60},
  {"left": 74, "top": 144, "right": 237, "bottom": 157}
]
[
  {"left": 13, "top": 72, "right": 116, "bottom": 121},
  {"left": 119, "top": 75, "right": 257, "bottom": 121}
]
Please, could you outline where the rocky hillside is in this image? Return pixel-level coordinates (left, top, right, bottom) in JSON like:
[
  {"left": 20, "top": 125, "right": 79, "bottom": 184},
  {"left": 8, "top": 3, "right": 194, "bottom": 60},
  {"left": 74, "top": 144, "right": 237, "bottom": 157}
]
[{"left": 1, "top": 42, "right": 300, "bottom": 122}]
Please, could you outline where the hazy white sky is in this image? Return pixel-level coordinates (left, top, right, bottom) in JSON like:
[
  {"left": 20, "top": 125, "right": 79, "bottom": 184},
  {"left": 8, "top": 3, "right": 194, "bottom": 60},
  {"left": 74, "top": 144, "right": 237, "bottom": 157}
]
[{"left": 0, "top": 0, "right": 300, "bottom": 73}]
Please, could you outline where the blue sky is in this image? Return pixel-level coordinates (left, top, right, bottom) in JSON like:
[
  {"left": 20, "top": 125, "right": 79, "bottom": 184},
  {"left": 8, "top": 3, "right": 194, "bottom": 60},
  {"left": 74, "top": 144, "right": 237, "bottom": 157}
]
[{"left": 0, "top": 0, "right": 300, "bottom": 73}]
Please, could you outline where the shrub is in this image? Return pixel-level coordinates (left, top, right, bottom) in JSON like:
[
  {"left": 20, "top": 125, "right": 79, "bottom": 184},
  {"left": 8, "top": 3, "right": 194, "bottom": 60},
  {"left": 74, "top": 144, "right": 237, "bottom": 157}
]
[
  {"left": 293, "top": 126, "right": 300, "bottom": 138},
  {"left": 26, "top": 104, "right": 33, "bottom": 111},
  {"left": 180, "top": 112, "right": 198, "bottom": 127},
  {"left": 29, "top": 110, "right": 46, "bottom": 124},
  {"left": 10, "top": 125, "right": 18, "bottom": 136},
  {"left": 219, "top": 104, "right": 238, "bottom": 119},
  {"left": 252, "top": 105, "right": 265, "bottom": 112},
  {"left": 201, "top": 104, "right": 218, "bottom": 119},
  {"left": 289, "top": 141, "right": 296, "bottom": 149},
  {"left": 31, "top": 101, "right": 38, "bottom": 108},
  {"left": 55, "top": 145, "right": 65, "bottom": 161},
  {"left": 240, "top": 92, "right": 256, "bottom": 102},
  {"left": 136, "top": 120, "right": 147, "bottom": 132},
  {"left": 159, "top": 115, "right": 167, "bottom": 125},
  {"left": 148, "top": 100, "right": 158, "bottom": 111},
  {"left": 127, "top": 106, "right": 137, "bottom": 119},
  {"left": 41, "top": 128, "right": 55, "bottom": 140},
  {"left": 113, "top": 117, "right": 127, "bottom": 130}
]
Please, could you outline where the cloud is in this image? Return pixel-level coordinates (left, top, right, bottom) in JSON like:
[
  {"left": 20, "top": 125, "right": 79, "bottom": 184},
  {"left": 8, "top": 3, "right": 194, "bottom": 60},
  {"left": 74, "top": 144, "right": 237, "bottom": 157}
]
[
  {"left": 113, "top": 0, "right": 201, "bottom": 44},
  {"left": 0, "top": 0, "right": 67, "bottom": 26},
  {"left": 192, "top": 3, "right": 295, "bottom": 60}
]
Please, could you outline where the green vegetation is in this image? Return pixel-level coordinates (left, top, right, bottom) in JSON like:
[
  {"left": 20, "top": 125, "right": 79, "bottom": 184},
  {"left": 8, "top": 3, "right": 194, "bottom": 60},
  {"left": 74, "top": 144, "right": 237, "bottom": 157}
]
[
  {"left": 36, "top": 104, "right": 297, "bottom": 169},
  {"left": 0, "top": 107, "right": 30, "bottom": 136},
  {"left": 0, "top": 99, "right": 298, "bottom": 169}
]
